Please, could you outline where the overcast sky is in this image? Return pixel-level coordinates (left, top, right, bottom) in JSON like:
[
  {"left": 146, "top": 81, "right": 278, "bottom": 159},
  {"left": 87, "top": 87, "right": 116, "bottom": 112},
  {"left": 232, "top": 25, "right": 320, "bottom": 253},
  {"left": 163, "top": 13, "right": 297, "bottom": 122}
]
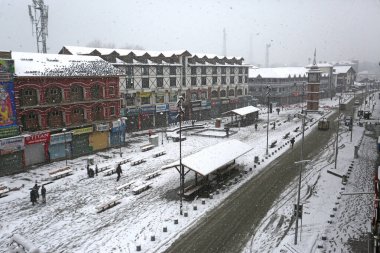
[{"left": 1, "top": 0, "right": 380, "bottom": 66}]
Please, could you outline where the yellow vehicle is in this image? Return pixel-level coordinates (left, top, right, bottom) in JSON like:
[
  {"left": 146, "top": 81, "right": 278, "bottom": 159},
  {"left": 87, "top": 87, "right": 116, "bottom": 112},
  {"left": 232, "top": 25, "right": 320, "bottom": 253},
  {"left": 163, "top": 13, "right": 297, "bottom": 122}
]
[{"left": 318, "top": 118, "right": 330, "bottom": 130}]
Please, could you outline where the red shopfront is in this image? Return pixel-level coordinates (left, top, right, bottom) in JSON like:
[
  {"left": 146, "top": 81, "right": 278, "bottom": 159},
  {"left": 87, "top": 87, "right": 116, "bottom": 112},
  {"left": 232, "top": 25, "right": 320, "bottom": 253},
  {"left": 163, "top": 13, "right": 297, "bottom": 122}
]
[{"left": 24, "top": 132, "right": 51, "bottom": 167}]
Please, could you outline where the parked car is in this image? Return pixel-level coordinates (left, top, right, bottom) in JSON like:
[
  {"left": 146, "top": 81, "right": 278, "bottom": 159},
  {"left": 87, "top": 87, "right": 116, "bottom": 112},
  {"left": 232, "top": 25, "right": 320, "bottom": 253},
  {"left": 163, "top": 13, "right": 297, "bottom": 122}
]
[{"left": 344, "top": 116, "right": 352, "bottom": 126}]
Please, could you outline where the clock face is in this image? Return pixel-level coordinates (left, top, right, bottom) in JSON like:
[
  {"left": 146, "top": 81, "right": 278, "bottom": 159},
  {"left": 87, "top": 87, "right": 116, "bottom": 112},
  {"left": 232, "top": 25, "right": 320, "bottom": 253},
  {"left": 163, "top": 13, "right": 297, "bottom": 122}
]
[{"left": 309, "top": 73, "right": 318, "bottom": 83}]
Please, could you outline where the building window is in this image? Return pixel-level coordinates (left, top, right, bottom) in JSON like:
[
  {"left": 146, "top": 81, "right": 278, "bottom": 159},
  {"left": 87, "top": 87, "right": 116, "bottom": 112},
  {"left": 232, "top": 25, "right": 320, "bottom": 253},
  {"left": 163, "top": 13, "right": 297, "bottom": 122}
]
[
  {"left": 201, "top": 77, "right": 206, "bottom": 86},
  {"left": 191, "top": 93, "right": 198, "bottom": 101},
  {"left": 71, "top": 107, "right": 85, "bottom": 124},
  {"left": 170, "top": 77, "right": 177, "bottom": 87},
  {"left": 92, "top": 106, "right": 103, "bottom": 121},
  {"left": 170, "top": 67, "right": 176, "bottom": 75},
  {"left": 239, "top": 68, "right": 243, "bottom": 74},
  {"left": 157, "top": 78, "right": 164, "bottom": 88},
  {"left": 211, "top": 90, "right": 218, "bottom": 98},
  {"left": 228, "top": 89, "right": 235, "bottom": 97},
  {"left": 221, "top": 76, "right": 226, "bottom": 85},
  {"left": 141, "top": 97, "right": 150, "bottom": 105},
  {"left": 126, "top": 78, "right": 134, "bottom": 88},
  {"left": 230, "top": 77, "right": 235, "bottom": 84},
  {"left": 156, "top": 94, "right": 165, "bottom": 103},
  {"left": 125, "top": 93, "right": 135, "bottom": 106},
  {"left": 237, "top": 89, "right": 243, "bottom": 96},
  {"left": 156, "top": 66, "right": 163, "bottom": 75},
  {"left": 221, "top": 67, "right": 226, "bottom": 74},
  {"left": 239, "top": 76, "right": 243, "bottom": 83},
  {"left": 212, "top": 76, "right": 217, "bottom": 85},
  {"left": 142, "top": 66, "right": 149, "bottom": 75},
  {"left": 90, "top": 83, "right": 103, "bottom": 99},
  {"left": 47, "top": 110, "right": 63, "bottom": 128},
  {"left": 169, "top": 93, "right": 177, "bottom": 102},
  {"left": 212, "top": 68, "right": 217, "bottom": 75},
  {"left": 20, "top": 88, "right": 38, "bottom": 106},
  {"left": 220, "top": 90, "right": 226, "bottom": 97},
  {"left": 70, "top": 85, "right": 84, "bottom": 102},
  {"left": 191, "top": 67, "right": 197, "bottom": 75},
  {"left": 201, "top": 91, "right": 207, "bottom": 99},
  {"left": 109, "top": 86, "right": 115, "bottom": 96},
  {"left": 45, "top": 87, "right": 62, "bottom": 104},
  {"left": 110, "top": 106, "right": 115, "bottom": 116},
  {"left": 201, "top": 67, "right": 206, "bottom": 75},
  {"left": 191, "top": 77, "right": 197, "bottom": 86},
  {"left": 21, "top": 112, "right": 40, "bottom": 131},
  {"left": 142, "top": 78, "right": 149, "bottom": 89},
  {"left": 126, "top": 66, "right": 133, "bottom": 75}
]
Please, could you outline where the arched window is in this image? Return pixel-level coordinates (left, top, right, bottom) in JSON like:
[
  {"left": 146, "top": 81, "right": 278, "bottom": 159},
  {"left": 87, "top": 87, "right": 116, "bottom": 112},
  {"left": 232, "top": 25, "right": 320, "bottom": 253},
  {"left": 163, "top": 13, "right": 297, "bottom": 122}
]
[
  {"left": 47, "top": 110, "right": 63, "bottom": 128},
  {"left": 211, "top": 90, "right": 218, "bottom": 98},
  {"left": 21, "top": 111, "right": 40, "bottom": 131},
  {"left": 20, "top": 88, "right": 38, "bottom": 106},
  {"left": 220, "top": 90, "right": 226, "bottom": 97},
  {"left": 71, "top": 107, "right": 85, "bottom": 124},
  {"left": 92, "top": 105, "right": 104, "bottom": 121},
  {"left": 70, "top": 84, "right": 84, "bottom": 101},
  {"left": 45, "top": 87, "right": 62, "bottom": 104},
  {"left": 90, "top": 83, "right": 104, "bottom": 99},
  {"left": 237, "top": 89, "right": 243, "bottom": 96},
  {"left": 228, "top": 89, "right": 235, "bottom": 97},
  {"left": 245, "top": 88, "right": 248, "bottom": 95}
]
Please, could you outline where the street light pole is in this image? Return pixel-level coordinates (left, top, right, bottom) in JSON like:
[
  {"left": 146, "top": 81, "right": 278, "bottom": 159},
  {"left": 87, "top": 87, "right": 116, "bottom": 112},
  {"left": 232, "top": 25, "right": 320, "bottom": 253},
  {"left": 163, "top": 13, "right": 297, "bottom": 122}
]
[
  {"left": 334, "top": 96, "right": 341, "bottom": 170},
  {"left": 266, "top": 85, "right": 271, "bottom": 156},
  {"left": 294, "top": 159, "right": 310, "bottom": 245},
  {"left": 177, "top": 96, "right": 185, "bottom": 215},
  {"left": 160, "top": 112, "right": 164, "bottom": 145}
]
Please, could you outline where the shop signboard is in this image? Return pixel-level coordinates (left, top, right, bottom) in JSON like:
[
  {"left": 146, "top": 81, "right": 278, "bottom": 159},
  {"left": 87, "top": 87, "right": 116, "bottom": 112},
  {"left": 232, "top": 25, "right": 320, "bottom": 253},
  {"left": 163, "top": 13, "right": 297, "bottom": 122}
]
[
  {"left": 96, "top": 123, "right": 110, "bottom": 132},
  {"left": 191, "top": 101, "right": 202, "bottom": 111},
  {"left": 221, "top": 99, "right": 230, "bottom": 105},
  {"left": 50, "top": 132, "right": 72, "bottom": 145},
  {"left": 0, "top": 136, "right": 24, "bottom": 151},
  {"left": 141, "top": 105, "right": 156, "bottom": 114},
  {"left": 140, "top": 92, "right": 151, "bottom": 98},
  {"left": 229, "top": 98, "right": 239, "bottom": 104},
  {"left": 126, "top": 107, "right": 140, "bottom": 116},
  {"left": 24, "top": 132, "right": 51, "bottom": 145},
  {"left": 169, "top": 102, "right": 178, "bottom": 112},
  {"left": 72, "top": 126, "right": 93, "bottom": 135},
  {"left": 201, "top": 100, "right": 211, "bottom": 110},
  {"left": 211, "top": 99, "right": 221, "bottom": 107},
  {"left": 156, "top": 104, "right": 169, "bottom": 113}
]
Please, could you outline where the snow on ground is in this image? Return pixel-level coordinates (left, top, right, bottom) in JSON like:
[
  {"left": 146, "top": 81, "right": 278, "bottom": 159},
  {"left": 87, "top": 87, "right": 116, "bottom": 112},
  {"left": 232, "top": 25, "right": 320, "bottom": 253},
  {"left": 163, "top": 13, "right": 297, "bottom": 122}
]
[{"left": 0, "top": 95, "right": 353, "bottom": 252}]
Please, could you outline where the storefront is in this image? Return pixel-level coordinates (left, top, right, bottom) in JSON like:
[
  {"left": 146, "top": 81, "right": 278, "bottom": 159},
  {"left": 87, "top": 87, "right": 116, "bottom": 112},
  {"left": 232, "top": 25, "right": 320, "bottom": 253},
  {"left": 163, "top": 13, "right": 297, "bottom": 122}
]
[
  {"left": 126, "top": 107, "right": 140, "bottom": 133},
  {"left": 89, "top": 124, "right": 109, "bottom": 151},
  {"left": 24, "top": 132, "right": 51, "bottom": 167},
  {"left": 0, "top": 136, "right": 24, "bottom": 176},
  {"left": 168, "top": 103, "right": 178, "bottom": 125},
  {"left": 110, "top": 120, "right": 126, "bottom": 147},
  {"left": 48, "top": 132, "right": 72, "bottom": 161},
  {"left": 200, "top": 100, "right": 211, "bottom": 120},
  {"left": 155, "top": 104, "right": 169, "bottom": 128},
  {"left": 220, "top": 99, "right": 230, "bottom": 114},
  {"left": 140, "top": 105, "right": 156, "bottom": 130},
  {"left": 71, "top": 126, "right": 92, "bottom": 157}
]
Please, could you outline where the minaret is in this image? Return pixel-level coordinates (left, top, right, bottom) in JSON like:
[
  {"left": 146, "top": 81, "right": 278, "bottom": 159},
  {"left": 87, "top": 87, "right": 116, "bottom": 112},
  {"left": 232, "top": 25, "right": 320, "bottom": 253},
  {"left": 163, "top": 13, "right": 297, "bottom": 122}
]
[{"left": 306, "top": 49, "right": 322, "bottom": 111}]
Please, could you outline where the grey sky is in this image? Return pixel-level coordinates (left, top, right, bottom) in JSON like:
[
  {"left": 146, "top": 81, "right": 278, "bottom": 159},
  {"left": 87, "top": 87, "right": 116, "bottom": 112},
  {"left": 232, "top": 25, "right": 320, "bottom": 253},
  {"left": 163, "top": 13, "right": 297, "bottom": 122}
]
[{"left": 1, "top": 0, "right": 380, "bottom": 66}]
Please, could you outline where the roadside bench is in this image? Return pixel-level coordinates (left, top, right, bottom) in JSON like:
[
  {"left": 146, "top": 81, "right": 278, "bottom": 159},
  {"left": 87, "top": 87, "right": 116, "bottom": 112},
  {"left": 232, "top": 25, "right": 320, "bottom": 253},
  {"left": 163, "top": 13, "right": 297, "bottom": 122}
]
[
  {"left": 270, "top": 140, "right": 277, "bottom": 148},
  {"left": 116, "top": 181, "right": 135, "bottom": 191},
  {"left": 0, "top": 183, "right": 10, "bottom": 197},
  {"left": 132, "top": 182, "right": 152, "bottom": 195},
  {"left": 141, "top": 144, "right": 155, "bottom": 152},
  {"left": 183, "top": 184, "right": 204, "bottom": 198},
  {"left": 219, "top": 163, "right": 238, "bottom": 177},
  {"left": 153, "top": 151, "right": 166, "bottom": 158},
  {"left": 49, "top": 167, "right": 73, "bottom": 180},
  {"left": 103, "top": 167, "right": 117, "bottom": 176},
  {"left": 283, "top": 132, "right": 290, "bottom": 139},
  {"left": 131, "top": 159, "right": 146, "bottom": 166},
  {"left": 145, "top": 170, "right": 161, "bottom": 180},
  {"left": 96, "top": 197, "right": 120, "bottom": 212}
]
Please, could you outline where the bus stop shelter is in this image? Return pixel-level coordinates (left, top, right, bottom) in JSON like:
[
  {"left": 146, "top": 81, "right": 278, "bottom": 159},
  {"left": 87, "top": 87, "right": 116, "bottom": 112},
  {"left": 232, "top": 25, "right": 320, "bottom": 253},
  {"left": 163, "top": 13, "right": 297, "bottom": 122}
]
[{"left": 223, "top": 106, "right": 260, "bottom": 127}]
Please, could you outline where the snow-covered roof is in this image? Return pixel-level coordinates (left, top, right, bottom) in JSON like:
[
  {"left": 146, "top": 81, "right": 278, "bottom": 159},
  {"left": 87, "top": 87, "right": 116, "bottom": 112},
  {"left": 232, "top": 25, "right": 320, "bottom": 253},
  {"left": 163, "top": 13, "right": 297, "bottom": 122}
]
[
  {"left": 249, "top": 67, "right": 308, "bottom": 79},
  {"left": 161, "top": 139, "right": 253, "bottom": 176},
  {"left": 228, "top": 106, "right": 260, "bottom": 116},
  {"left": 333, "top": 65, "right": 354, "bottom": 74},
  {"left": 12, "top": 51, "right": 121, "bottom": 77}
]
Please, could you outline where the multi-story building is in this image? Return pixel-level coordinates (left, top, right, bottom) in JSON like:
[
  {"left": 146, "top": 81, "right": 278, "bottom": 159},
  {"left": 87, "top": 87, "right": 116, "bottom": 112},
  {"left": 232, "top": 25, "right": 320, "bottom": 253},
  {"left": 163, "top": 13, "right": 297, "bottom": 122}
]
[
  {"left": 59, "top": 46, "right": 251, "bottom": 132},
  {"left": 248, "top": 66, "right": 331, "bottom": 106},
  {"left": 11, "top": 52, "right": 123, "bottom": 166},
  {"left": 333, "top": 65, "right": 356, "bottom": 93}
]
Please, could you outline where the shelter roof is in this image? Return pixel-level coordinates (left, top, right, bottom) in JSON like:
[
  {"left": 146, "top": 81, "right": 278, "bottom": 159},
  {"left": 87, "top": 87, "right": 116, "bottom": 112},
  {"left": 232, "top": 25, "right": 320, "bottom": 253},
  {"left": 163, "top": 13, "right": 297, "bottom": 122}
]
[
  {"left": 226, "top": 106, "right": 260, "bottom": 116},
  {"left": 161, "top": 139, "right": 252, "bottom": 176}
]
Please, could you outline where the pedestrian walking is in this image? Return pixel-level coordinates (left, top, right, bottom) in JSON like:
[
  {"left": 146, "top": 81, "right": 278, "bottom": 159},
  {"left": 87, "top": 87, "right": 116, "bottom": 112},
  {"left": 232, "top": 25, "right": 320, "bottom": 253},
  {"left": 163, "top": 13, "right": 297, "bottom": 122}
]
[
  {"left": 87, "top": 164, "right": 90, "bottom": 178},
  {"left": 33, "top": 183, "right": 40, "bottom": 200},
  {"left": 95, "top": 165, "right": 98, "bottom": 176},
  {"left": 89, "top": 168, "right": 95, "bottom": 178},
  {"left": 290, "top": 137, "right": 295, "bottom": 149},
  {"left": 30, "top": 189, "right": 37, "bottom": 205},
  {"left": 254, "top": 123, "right": 258, "bottom": 131},
  {"left": 273, "top": 122, "right": 276, "bottom": 130},
  {"left": 41, "top": 185, "right": 46, "bottom": 203},
  {"left": 116, "top": 163, "right": 122, "bottom": 181}
]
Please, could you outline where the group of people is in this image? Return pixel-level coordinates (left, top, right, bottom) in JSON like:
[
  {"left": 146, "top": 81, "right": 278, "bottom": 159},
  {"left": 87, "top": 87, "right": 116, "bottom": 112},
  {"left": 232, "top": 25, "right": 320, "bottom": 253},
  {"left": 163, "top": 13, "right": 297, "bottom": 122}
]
[{"left": 30, "top": 183, "right": 46, "bottom": 205}]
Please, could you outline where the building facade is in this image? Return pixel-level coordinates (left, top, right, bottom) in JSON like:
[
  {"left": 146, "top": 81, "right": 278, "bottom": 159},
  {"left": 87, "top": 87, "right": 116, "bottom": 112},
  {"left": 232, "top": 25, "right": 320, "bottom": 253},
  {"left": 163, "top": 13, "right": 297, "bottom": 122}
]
[
  {"left": 59, "top": 46, "right": 251, "bottom": 132},
  {"left": 333, "top": 65, "right": 356, "bottom": 93}
]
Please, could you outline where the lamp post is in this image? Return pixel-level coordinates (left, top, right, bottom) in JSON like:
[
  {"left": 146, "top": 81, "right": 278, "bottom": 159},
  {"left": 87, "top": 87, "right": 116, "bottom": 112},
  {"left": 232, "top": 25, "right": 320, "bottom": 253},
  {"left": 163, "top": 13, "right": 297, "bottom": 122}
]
[
  {"left": 177, "top": 96, "right": 185, "bottom": 215},
  {"left": 119, "top": 118, "right": 123, "bottom": 157},
  {"left": 334, "top": 96, "right": 342, "bottom": 170},
  {"left": 62, "top": 128, "right": 68, "bottom": 166},
  {"left": 160, "top": 112, "right": 164, "bottom": 145},
  {"left": 294, "top": 159, "right": 310, "bottom": 245},
  {"left": 266, "top": 85, "right": 271, "bottom": 156}
]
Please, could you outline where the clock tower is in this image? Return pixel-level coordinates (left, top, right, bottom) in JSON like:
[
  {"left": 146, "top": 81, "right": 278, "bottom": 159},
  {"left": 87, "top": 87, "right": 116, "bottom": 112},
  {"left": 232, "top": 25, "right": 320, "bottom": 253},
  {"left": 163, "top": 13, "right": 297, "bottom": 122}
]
[{"left": 306, "top": 49, "right": 322, "bottom": 111}]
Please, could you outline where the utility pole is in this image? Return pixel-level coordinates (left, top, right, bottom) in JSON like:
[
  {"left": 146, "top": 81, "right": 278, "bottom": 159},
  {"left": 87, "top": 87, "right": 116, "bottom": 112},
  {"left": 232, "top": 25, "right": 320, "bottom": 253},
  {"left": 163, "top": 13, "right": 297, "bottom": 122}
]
[
  {"left": 177, "top": 96, "right": 185, "bottom": 215},
  {"left": 334, "top": 96, "right": 341, "bottom": 170},
  {"left": 266, "top": 85, "right": 271, "bottom": 155},
  {"left": 28, "top": 0, "right": 49, "bottom": 53}
]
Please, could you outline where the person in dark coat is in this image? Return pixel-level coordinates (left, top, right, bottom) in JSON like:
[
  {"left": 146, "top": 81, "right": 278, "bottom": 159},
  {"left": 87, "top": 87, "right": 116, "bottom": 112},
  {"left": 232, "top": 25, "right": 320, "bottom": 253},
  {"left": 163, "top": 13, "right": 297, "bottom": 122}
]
[
  {"left": 290, "top": 137, "right": 295, "bottom": 148},
  {"left": 116, "top": 164, "right": 122, "bottom": 181},
  {"left": 87, "top": 164, "right": 90, "bottom": 178},
  {"left": 95, "top": 165, "right": 98, "bottom": 176},
  {"left": 33, "top": 183, "right": 40, "bottom": 200},
  {"left": 30, "top": 189, "right": 37, "bottom": 205},
  {"left": 89, "top": 168, "right": 95, "bottom": 178},
  {"left": 41, "top": 185, "right": 46, "bottom": 203},
  {"left": 254, "top": 123, "right": 258, "bottom": 131}
]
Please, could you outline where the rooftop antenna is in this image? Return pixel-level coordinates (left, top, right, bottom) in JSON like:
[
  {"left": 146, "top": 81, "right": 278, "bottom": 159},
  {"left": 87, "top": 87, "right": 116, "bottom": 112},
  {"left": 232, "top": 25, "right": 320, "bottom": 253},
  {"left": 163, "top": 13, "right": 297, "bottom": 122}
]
[
  {"left": 223, "top": 28, "right": 227, "bottom": 56},
  {"left": 28, "top": 0, "right": 49, "bottom": 53},
  {"left": 265, "top": 43, "right": 271, "bottom": 67}
]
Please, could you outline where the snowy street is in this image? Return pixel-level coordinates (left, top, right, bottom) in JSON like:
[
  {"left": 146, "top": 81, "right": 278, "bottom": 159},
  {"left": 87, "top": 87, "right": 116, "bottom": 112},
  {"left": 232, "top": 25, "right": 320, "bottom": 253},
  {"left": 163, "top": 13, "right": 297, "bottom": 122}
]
[{"left": 1, "top": 93, "right": 377, "bottom": 253}]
